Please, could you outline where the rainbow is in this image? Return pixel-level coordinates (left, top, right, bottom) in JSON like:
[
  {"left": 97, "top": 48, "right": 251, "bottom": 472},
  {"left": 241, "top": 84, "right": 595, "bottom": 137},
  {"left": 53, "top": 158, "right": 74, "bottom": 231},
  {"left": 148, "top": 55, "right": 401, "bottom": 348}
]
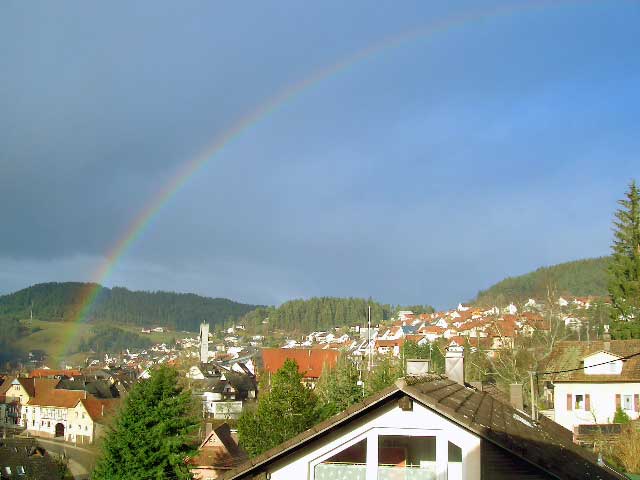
[{"left": 56, "top": 0, "right": 569, "bottom": 360}]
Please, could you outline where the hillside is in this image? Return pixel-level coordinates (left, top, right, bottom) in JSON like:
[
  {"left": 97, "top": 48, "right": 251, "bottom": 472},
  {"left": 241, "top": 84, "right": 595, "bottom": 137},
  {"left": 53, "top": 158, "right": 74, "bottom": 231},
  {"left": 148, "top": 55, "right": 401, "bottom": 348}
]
[
  {"left": 0, "top": 282, "right": 262, "bottom": 332},
  {"left": 240, "top": 297, "right": 434, "bottom": 332},
  {"left": 475, "top": 257, "right": 610, "bottom": 306}
]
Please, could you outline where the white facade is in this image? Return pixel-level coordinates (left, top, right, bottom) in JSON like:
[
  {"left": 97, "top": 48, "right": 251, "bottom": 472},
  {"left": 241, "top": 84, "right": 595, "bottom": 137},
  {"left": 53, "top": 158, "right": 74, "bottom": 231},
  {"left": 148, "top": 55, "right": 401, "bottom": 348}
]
[
  {"left": 199, "top": 322, "right": 209, "bottom": 364},
  {"left": 554, "top": 382, "right": 640, "bottom": 431},
  {"left": 265, "top": 399, "right": 480, "bottom": 480},
  {"left": 23, "top": 401, "right": 99, "bottom": 444}
]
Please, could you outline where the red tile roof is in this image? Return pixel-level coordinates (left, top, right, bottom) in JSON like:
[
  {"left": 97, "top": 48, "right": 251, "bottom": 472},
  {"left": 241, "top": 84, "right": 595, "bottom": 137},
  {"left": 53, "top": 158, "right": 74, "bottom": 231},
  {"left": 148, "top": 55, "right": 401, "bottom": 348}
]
[
  {"left": 81, "top": 397, "right": 119, "bottom": 422},
  {"left": 261, "top": 348, "right": 339, "bottom": 379},
  {"left": 27, "top": 387, "right": 85, "bottom": 408},
  {"left": 30, "top": 369, "right": 82, "bottom": 378}
]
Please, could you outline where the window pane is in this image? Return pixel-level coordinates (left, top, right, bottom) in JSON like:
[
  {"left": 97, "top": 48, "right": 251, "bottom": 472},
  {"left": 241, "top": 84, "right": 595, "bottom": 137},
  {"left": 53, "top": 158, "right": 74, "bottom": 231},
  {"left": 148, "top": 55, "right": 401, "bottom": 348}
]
[
  {"left": 448, "top": 442, "right": 462, "bottom": 480},
  {"left": 315, "top": 438, "right": 366, "bottom": 480},
  {"left": 378, "top": 435, "right": 436, "bottom": 480}
]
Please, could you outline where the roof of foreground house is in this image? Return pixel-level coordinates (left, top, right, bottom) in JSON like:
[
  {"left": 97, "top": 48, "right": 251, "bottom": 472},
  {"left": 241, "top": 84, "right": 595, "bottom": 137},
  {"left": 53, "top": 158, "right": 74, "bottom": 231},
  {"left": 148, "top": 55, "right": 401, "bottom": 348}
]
[
  {"left": 544, "top": 340, "right": 640, "bottom": 382},
  {"left": 0, "top": 437, "right": 62, "bottom": 480},
  {"left": 220, "top": 375, "right": 625, "bottom": 480}
]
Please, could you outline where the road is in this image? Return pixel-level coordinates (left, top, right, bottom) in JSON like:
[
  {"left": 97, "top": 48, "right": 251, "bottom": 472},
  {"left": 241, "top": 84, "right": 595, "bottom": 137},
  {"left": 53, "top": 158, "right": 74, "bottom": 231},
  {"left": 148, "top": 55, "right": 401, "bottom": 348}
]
[{"left": 32, "top": 437, "right": 97, "bottom": 480}]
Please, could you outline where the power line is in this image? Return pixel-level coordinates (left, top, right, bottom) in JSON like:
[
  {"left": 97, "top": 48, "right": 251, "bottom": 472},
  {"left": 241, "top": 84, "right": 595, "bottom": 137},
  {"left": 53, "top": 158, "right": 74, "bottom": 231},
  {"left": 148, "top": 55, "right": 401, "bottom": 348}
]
[{"left": 537, "top": 350, "right": 640, "bottom": 375}]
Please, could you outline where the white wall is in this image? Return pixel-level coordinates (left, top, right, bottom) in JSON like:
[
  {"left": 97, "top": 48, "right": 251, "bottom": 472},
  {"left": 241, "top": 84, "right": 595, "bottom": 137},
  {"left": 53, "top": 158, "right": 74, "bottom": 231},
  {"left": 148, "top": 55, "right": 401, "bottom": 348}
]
[
  {"left": 554, "top": 382, "right": 640, "bottom": 430},
  {"left": 265, "top": 399, "right": 481, "bottom": 480},
  {"left": 583, "top": 352, "right": 623, "bottom": 375}
]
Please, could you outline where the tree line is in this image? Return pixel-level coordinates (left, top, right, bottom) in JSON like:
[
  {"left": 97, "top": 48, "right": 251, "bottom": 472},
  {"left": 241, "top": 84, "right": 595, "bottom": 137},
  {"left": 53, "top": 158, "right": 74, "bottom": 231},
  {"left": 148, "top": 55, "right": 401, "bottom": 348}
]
[
  {"left": 239, "top": 297, "right": 434, "bottom": 332},
  {"left": 475, "top": 256, "right": 610, "bottom": 306},
  {"left": 0, "top": 282, "right": 262, "bottom": 332}
]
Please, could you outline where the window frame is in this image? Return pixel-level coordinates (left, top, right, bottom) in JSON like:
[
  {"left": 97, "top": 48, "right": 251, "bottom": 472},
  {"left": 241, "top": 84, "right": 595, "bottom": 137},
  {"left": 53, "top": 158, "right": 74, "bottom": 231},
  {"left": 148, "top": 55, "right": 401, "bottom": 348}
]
[{"left": 308, "top": 426, "right": 467, "bottom": 480}]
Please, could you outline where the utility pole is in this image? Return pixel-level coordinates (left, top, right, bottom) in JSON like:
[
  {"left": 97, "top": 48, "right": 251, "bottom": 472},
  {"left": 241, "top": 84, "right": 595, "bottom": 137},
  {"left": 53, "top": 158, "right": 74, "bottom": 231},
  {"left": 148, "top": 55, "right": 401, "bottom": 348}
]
[{"left": 529, "top": 371, "right": 537, "bottom": 420}]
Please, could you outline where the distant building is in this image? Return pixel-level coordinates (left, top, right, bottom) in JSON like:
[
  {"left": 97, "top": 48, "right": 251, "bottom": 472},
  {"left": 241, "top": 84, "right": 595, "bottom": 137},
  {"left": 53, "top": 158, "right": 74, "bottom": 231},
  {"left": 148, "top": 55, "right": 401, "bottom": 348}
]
[
  {"left": 200, "top": 322, "right": 210, "bottom": 364},
  {"left": 545, "top": 338, "right": 640, "bottom": 439},
  {"left": 261, "top": 348, "right": 340, "bottom": 388}
]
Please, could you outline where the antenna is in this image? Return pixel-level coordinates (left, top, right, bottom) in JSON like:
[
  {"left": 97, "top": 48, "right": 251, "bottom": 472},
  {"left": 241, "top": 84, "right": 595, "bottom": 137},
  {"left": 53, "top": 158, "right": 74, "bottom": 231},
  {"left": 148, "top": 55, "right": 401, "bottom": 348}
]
[{"left": 367, "top": 305, "right": 372, "bottom": 372}]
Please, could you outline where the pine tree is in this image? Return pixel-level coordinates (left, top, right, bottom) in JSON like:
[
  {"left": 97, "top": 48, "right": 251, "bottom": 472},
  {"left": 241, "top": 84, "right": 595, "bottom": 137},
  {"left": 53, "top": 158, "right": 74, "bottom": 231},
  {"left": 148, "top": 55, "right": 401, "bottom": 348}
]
[
  {"left": 608, "top": 180, "right": 640, "bottom": 321},
  {"left": 238, "top": 359, "right": 319, "bottom": 457},
  {"left": 315, "top": 355, "right": 363, "bottom": 418},
  {"left": 92, "top": 366, "right": 198, "bottom": 480}
]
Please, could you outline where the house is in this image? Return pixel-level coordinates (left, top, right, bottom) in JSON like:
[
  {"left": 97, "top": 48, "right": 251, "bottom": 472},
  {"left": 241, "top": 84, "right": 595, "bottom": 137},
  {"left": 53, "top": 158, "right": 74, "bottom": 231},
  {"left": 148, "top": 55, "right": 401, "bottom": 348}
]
[
  {"left": 544, "top": 337, "right": 640, "bottom": 436},
  {"left": 0, "top": 377, "right": 49, "bottom": 426},
  {"left": 374, "top": 339, "right": 404, "bottom": 357},
  {"left": 261, "top": 348, "right": 340, "bottom": 388},
  {"left": 23, "top": 383, "right": 117, "bottom": 444},
  {"left": 199, "top": 373, "right": 258, "bottom": 420},
  {"left": 189, "top": 423, "right": 248, "bottom": 480},
  {"left": 220, "top": 347, "right": 623, "bottom": 480}
]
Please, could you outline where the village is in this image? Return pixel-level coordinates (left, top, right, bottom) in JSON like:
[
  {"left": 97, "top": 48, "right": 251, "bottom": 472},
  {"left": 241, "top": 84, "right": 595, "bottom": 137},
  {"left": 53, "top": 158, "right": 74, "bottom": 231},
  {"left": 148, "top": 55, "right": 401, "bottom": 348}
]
[{"left": 1, "top": 294, "right": 633, "bottom": 479}]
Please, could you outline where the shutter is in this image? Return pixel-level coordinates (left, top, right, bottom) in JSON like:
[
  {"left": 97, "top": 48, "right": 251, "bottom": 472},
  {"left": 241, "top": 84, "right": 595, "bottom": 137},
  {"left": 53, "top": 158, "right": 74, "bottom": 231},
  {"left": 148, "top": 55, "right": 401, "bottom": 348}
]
[
  {"left": 567, "top": 393, "right": 572, "bottom": 411},
  {"left": 616, "top": 394, "right": 621, "bottom": 409},
  {"left": 635, "top": 394, "right": 639, "bottom": 413},
  {"left": 585, "top": 394, "right": 591, "bottom": 411}
]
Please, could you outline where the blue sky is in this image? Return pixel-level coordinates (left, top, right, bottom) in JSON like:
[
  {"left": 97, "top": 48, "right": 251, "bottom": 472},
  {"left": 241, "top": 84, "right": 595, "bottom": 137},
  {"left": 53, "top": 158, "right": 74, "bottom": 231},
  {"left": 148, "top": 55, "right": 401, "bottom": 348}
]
[{"left": 1, "top": 1, "right": 639, "bottom": 309}]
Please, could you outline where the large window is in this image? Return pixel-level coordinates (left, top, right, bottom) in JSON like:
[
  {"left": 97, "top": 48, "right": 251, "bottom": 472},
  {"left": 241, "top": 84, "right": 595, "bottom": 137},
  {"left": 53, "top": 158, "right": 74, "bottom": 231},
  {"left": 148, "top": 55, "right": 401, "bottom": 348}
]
[
  {"left": 315, "top": 438, "right": 367, "bottom": 480},
  {"left": 378, "top": 435, "right": 436, "bottom": 479},
  {"left": 311, "top": 430, "right": 466, "bottom": 480}
]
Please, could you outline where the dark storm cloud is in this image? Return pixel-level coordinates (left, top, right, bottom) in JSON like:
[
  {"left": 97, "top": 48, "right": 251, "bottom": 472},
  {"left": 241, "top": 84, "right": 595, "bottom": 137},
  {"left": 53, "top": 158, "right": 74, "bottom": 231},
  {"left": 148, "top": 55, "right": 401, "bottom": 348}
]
[{"left": 1, "top": 1, "right": 639, "bottom": 308}]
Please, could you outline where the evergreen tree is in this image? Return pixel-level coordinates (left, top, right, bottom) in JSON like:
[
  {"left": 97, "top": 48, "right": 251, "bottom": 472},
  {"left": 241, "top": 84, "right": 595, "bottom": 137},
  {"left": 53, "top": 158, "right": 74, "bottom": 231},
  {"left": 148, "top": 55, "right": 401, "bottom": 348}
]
[
  {"left": 92, "top": 366, "right": 198, "bottom": 480},
  {"left": 608, "top": 181, "right": 640, "bottom": 321},
  {"left": 365, "top": 356, "right": 402, "bottom": 396},
  {"left": 315, "top": 355, "right": 363, "bottom": 418},
  {"left": 238, "top": 359, "right": 318, "bottom": 457}
]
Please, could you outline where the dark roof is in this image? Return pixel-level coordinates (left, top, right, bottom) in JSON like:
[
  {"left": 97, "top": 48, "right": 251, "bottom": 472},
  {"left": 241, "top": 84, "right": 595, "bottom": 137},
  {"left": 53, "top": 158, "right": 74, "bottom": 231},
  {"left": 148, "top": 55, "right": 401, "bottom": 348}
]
[
  {"left": 220, "top": 376, "right": 625, "bottom": 480},
  {"left": 0, "top": 437, "right": 62, "bottom": 479},
  {"left": 189, "top": 423, "right": 248, "bottom": 470},
  {"left": 56, "top": 379, "right": 120, "bottom": 399},
  {"left": 544, "top": 340, "right": 640, "bottom": 382}
]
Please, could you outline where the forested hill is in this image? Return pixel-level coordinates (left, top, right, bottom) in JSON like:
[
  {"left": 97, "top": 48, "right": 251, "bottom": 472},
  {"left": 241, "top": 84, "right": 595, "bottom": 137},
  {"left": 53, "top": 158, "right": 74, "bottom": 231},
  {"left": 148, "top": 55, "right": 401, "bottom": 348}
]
[
  {"left": 475, "top": 257, "right": 610, "bottom": 306},
  {"left": 0, "top": 282, "right": 262, "bottom": 332},
  {"left": 239, "top": 297, "right": 434, "bottom": 332}
]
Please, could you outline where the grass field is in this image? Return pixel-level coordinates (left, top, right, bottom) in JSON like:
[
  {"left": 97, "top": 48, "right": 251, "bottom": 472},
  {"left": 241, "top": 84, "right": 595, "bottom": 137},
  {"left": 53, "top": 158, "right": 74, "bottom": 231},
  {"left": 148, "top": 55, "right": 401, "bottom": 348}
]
[{"left": 16, "top": 318, "right": 188, "bottom": 366}]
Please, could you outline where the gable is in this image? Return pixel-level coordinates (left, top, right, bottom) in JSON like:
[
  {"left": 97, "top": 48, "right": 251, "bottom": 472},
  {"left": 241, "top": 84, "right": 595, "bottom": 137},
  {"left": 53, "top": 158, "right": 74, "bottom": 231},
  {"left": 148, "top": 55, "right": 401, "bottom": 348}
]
[
  {"left": 583, "top": 351, "right": 623, "bottom": 375},
  {"left": 262, "top": 393, "right": 481, "bottom": 480},
  {"left": 221, "top": 378, "right": 624, "bottom": 480}
]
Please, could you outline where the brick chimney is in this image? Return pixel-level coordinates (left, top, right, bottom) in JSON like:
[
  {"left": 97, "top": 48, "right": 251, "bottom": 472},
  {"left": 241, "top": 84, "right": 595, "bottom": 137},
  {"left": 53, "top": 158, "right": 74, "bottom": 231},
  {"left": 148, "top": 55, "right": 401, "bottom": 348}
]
[
  {"left": 445, "top": 344, "right": 465, "bottom": 385},
  {"left": 509, "top": 383, "right": 524, "bottom": 411},
  {"left": 603, "top": 325, "right": 611, "bottom": 352}
]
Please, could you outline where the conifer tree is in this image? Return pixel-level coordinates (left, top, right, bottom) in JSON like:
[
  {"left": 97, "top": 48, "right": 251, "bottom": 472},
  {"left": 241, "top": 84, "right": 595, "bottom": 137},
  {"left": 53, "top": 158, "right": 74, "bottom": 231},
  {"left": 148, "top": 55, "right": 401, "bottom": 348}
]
[
  {"left": 608, "top": 180, "right": 640, "bottom": 321},
  {"left": 238, "top": 359, "right": 318, "bottom": 457},
  {"left": 92, "top": 366, "right": 198, "bottom": 480},
  {"left": 315, "top": 355, "right": 363, "bottom": 418}
]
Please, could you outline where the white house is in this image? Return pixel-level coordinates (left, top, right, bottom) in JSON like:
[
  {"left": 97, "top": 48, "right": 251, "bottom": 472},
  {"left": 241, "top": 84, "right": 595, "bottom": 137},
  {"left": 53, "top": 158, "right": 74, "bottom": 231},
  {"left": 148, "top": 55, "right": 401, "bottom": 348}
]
[
  {"left": 219, "top": 348, "right": 624, "bottom": 480},
  {"left": 546, "top": 339, "right": 640, "bottom": 434}
]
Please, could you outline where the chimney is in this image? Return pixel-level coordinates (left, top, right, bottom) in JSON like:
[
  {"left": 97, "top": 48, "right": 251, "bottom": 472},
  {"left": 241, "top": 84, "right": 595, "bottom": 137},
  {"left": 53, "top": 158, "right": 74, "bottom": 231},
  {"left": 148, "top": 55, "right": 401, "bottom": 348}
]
[
  {"left": 509, "top": 383, "right": 524, "bottom": 411},
  {"left": 205, "top": 422, "right": 213, "bottom": 438},
  {"left": 445, "top": 344, "right": 465, "bottom": 385},
  {"left": 603, "top": 325, "right": 611, "bottom": 352}
]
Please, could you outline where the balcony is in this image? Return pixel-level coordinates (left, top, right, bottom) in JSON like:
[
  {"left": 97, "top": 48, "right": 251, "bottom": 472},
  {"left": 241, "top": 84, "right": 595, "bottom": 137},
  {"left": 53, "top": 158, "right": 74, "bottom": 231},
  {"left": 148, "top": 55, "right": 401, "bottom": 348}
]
[{"left": 314, "top": 462, "right": 366, "bottom": 480}]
